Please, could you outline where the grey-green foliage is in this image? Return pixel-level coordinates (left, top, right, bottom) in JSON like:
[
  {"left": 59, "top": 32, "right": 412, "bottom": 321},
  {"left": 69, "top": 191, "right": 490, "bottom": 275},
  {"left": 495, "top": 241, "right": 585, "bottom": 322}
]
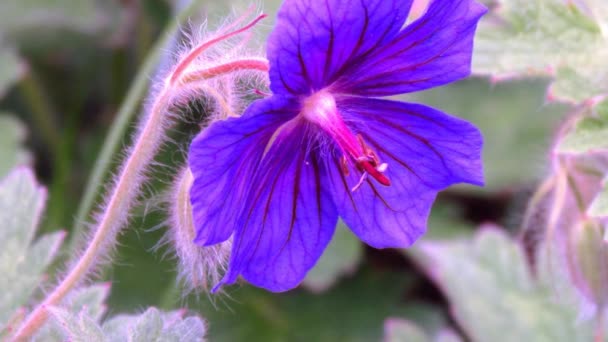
[
  {"left": 556, "top": 98, "right": 608, "bottom": 218},
  {"left": 33, "top": 284, "right": 112, "bottom": 342},
  {"left": 47, "top": 307, "right": 206, "bottom": 342},
  {"left": 384, "top": 319, "right": 429, "bottom": 342},
  {"left": 0, "top": 169, "right": 64, "bottom": 329},
  {"left": 303, "top": 221, "right": 363, "bottom": 292},
  {"left": 383, "top": 318, "right": 463, "bottom": 342},
  {"left": 0, "top": 49, "right": 24, "bottom": 97},
  {"left": 472, "top": 0, "right": 608, "bottom": 102},
  {"left": 412, "top": 228, "right": 598, "bottom": 342},
  {"left": 0, "top": 0, "right": 119, "bottom": 39},
  {"left": 558, "top": 99, "right": 608, "bottom": 154},
  {"left": 588, "top": 180, "right": 608, "bottom": 217},
  {"left": 0, "top": 114, "right": 31, "bottom": 178},
  {"left": 39, "top": 295, "right": 206, "bottom": 342}
]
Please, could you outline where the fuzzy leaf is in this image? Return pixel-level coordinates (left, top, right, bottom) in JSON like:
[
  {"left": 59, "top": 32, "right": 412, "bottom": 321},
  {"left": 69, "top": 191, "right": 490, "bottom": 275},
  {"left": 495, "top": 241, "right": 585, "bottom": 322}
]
[
  {"left": 588, "top": 180, "right": 608, "bottom": 217},
  {"left": 413, "top": 228, "right": 597, "bottom": 342},
  {"left": 0, "top": 114, "right": 31, "bottom": 178},
  {"left": 383, "top": 318, "right": 464, "bottom": 342},
  {"left": 64, "top": 284, "right": 111, "bottom": 322},
  {"left": 0, "top": 50, "right": 24, "bottom": 98},
  {"left": 584, "top": 0, "right": 608, "bottom": 37},
  {"left": 0, "top": 168, "right": 64, "bottom": 327},
  {"left": 42, "top": 306, "right": 206, "bottom": 341},
  {"left": 128, "top": 308, "right": 163, "bottom": 341},
  {"left": 472, "top": 0, "right": 608, "bottom": 102},
  {"left": 48, "top": 308, "right": 106, "bottom": 342},
  {"left": 303, "top": 222, "right": 363, "bottom": 292},
  {"left": 557, "top": 99, "right": 608, "bottom": 154},
  {"left": 384, "top": 319, "right": 429, "bottom": 342},
  {"left": 33, "top": 284, "right": 111, "bottom": 342},
  {"left": 102, "top": 308, "right": 206, "bottom": 342}
]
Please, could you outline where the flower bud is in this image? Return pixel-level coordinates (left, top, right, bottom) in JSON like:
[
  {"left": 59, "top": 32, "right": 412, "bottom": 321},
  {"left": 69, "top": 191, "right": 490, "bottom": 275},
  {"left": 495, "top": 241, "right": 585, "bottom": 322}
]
[
  {"left": 168, "top": 168, "right": 231, "bottom": 293},
  {"left": 568, "top": 219, "right": 608, "bottom": 309}
]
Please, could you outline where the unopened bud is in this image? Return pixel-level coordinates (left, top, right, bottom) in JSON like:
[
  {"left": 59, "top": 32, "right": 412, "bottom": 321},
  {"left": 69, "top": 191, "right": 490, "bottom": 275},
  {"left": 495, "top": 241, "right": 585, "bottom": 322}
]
[
  {"left": 168, "top": 168, "right": 231, "bottom": 293},
  {"left": 568, "top": 219, "right": 608, "bottom": 308}
]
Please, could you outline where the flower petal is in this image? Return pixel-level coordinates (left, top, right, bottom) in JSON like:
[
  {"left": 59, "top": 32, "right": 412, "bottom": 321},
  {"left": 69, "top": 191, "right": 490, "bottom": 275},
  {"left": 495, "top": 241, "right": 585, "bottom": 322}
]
[
  {"left": 345, "top": 0, "right": 487, "bottom": 96},
  {"left": 188, "top": 96, "right": 298, "bottom": 246},
  {"left": 219, "top": 123, "right": 339, "bottom": 292},
  {"left": 267, "top": 0, "right": 413, "bottom": 95},
  {"left": 328, "top": 97, "right": 483, "bottom": 248}
]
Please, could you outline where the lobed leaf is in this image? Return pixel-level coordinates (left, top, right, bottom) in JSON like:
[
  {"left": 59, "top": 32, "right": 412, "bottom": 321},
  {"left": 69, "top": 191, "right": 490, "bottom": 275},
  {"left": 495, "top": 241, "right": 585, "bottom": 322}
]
[
  {"left": 384, "top": 318, "right": 430, "bottom": 342},
  {"left": 48, "top": 308, "right": 106, "bottom": 342},
  {"left": 102, "top": 308, "right": 206, "bottom": 342},
  {"left": 557, "top": 99, "right": 608, "bottom": 154},
  {"left": 412, "top": 228, "right": 597, "bottom": 342},
  {"left": 0, "top": 168, "right": 63, "bottom": 327},
  {"left": 383, "top": 318, "right": 464, "bottom": 342},
  {"left": 472, "top": 0, "right": 608, "bottom": 102},
  {"left": 0, "top": 114, "right": 31, "bottom": 178},
  {"left": 588, "top": 180, "right": 608, "bottom": 217}
]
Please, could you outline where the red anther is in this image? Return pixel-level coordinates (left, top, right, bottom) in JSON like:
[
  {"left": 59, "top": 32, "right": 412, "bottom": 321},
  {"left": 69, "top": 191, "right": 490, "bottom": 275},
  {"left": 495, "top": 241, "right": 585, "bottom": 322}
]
[
  {"left": 170, "top": 13, "right": 268, "bottom": 84},
  {"left": 359, "top": 160, "right": 391, "bottom": 186}
]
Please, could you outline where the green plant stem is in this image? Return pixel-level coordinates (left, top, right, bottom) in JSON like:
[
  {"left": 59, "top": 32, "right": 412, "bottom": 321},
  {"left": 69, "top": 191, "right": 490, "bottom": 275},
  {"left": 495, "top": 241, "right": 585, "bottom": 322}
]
[
  {"left": 18, "top": 70, "right": 61, "bottom": 156},
  {"left": 68, "top": 0, "right": 205, "bottom": 253}
]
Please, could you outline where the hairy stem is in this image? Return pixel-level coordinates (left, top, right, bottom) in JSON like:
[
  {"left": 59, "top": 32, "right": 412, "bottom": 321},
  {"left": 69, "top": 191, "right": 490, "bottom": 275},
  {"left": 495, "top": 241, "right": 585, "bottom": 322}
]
[
  {"left": 181, "top": 58, "right": 269, "bottom": 83},
  {"left": 12, "top": 55, "right": 269, "bottom": 341},
  {"left": 69, "top": 0, "right": 206, "bottom": 253},
  {"left": 11, "top": 89, "right": 172, "bottom": 341}
]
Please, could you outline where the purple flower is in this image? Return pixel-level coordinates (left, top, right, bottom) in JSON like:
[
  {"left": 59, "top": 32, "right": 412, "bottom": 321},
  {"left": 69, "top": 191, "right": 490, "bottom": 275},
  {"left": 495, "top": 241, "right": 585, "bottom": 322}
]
[{"left": 189, "top": 0, "right": 486, "bottom": 292}]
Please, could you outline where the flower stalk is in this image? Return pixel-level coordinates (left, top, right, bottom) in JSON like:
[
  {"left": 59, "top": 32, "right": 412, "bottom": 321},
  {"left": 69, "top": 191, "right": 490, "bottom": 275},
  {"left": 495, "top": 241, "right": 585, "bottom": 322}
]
[{"left": 11, "top": 12, "right": 268, "bottom": 341}]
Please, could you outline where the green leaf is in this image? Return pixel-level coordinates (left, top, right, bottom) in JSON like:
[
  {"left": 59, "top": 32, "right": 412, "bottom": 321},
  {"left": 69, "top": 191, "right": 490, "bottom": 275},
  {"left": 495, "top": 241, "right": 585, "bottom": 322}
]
[
  {"left": 0, "top": 49, "right": 24, "bottom": 98},
  {"left": 303, "top": 221, "right": 363, "bottom": 292},
  {"left": 588, "top": 180, "right": 608, "bottom": 217},
  {"left": 43, "top": 306, "right": 206, "bottom": 341},
  {"left": 0, "top": 114, "right": 31, "bottom": 178},
  {"left": 472, "top": 0, "right": 608, "bottom": 102},
  {"left": 128, "top": 308, "right": 164, "bottom": 341},
  {"left": 557, "top": 99, "right": 608, "bottom": 154},
  {"left": 405, "top": 77, "right": 569, "bottom": 191},
  {"left": 384, "top": 319, "right": 430, "bottom": 342},
  {"left": 33, "top": 284, "right": 111, "bottom": 342},
  {"left": 64, "top": 284, "right": 111, "bottom": 322},
  {"left": 48, "top": 308, "right": 106, "bottom": 342},
  {"left": 383, "top": 318, "right": 464, "bottom": 342},
  {"left": 412, "top": 228, "right": 597, "bottom": 342},
  {"left": 584, "top": 0, "right": 608, "bottom": 37},
  {"left": 0, "top": 168, "right": 64, "bottom": 327},
  {"left": 103, "top": 308, "right": 206, "bottom": 342}
]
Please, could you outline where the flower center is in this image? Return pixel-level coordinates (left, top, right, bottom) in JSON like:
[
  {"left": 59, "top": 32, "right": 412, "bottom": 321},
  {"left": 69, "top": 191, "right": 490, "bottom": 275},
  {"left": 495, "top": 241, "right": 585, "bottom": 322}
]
[{"left": 301, "top": 91, "right": 390, "bottom": 191}]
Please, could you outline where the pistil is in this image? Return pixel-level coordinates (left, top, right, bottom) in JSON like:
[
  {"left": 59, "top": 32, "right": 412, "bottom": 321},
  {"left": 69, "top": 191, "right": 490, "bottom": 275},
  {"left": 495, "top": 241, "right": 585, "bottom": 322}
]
[{"left": 301, "top": 91, "right": 390, "bottom": 190}]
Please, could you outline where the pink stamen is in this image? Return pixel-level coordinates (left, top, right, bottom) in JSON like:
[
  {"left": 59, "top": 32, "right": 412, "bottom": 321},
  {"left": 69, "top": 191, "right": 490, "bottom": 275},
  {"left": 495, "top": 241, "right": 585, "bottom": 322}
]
[{"left": 170, "top": 13, "right": 267, "bottom": 84}]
